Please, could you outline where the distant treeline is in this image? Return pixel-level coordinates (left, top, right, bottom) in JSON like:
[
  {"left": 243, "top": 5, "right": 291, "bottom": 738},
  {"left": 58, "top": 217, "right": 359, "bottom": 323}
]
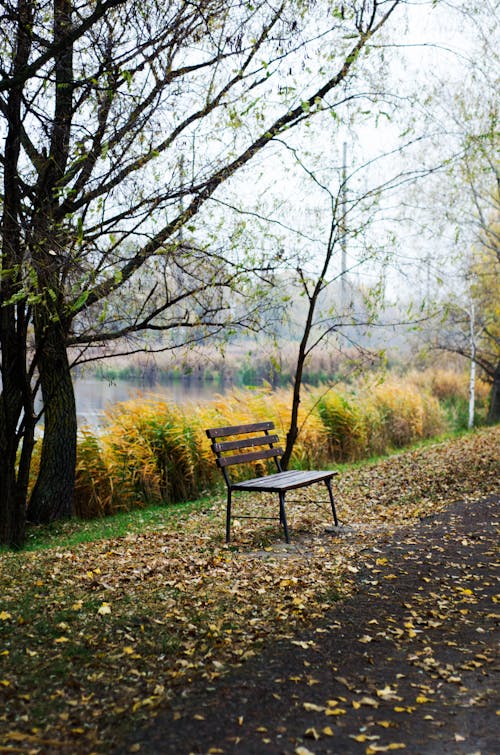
[{"left": 87, "top": 343, "right": 378, "bottom": 389}]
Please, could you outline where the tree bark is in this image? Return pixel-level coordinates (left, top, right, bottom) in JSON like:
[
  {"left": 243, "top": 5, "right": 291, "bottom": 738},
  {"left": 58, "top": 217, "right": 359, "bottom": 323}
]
[
  {"left": 27, "top": 322, "right": 77, "bottom": 523},
  {"left": 0, "top": 297, "right": 37, "bottom": 546},
  {"left": 0, "top": 0, "right": 34, "bottom": 547},
  {"left": 0, "top": 379, "right": 25, "bottom": 548},
  {"left": 487, "top": 359, "right": 500, "bottom": 424}
]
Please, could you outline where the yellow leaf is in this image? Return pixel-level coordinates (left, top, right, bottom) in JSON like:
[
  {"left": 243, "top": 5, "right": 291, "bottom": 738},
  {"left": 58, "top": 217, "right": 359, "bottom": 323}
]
[
  {"left": 72, "top": 600, "right": 83, "bottom": 611},
  {"left": 295, "top": 747, "right": 316, "bottom": 755},
  {"left": 98, "top": 603, "right": 111, "bottom": 615},
  {"left": 54, "top": 636, "right": 69, "bottom": 643},
  {"left": 376, "top": 685, "right": 401, "bottom": 701},
  {"left": 416, "top": 696, "right": 431, "bottom": 704},
  {"left": 303, "top": 702, "right": 325, "bottom": 712},
  {"left": 0, "top": 611, "right": 12, "bottom": 621},
  {"left": 359, "top": 696, "right": 380, "bottom": 708},
  {"left": 304, "top": 728, "right": 320, "bottom": 740},
  {"left": 325, "top": 708, "right": 346, "bottom": 716},
  {"left": 393, "top": 706, "right": 415, "bottom": 713},
  {"left": 322, "top": 726, "right": 334, "bottom": 736}
]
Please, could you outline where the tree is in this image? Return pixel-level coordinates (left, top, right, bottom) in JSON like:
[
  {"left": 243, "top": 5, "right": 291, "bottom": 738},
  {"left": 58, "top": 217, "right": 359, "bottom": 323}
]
[
  {"left": 437, "top": 213, "right": 500, "bottom": 423},
  {"left": 0, "top": 0, "right": 404, "bottom": 546},
  {"left": 429, "top": 61, "right": 499, "bottom": 421},
  {"left": 234, "top": 133, "right": 440, "bottom": 468},
  {"left": 372, "top": 0, "right": 500, "bottom": 425}
]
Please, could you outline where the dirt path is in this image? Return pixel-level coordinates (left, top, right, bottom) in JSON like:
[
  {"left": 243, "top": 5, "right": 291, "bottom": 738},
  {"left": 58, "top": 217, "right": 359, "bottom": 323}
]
[{"left": 113, "top": 493, "right": 499, "bottom": 755}]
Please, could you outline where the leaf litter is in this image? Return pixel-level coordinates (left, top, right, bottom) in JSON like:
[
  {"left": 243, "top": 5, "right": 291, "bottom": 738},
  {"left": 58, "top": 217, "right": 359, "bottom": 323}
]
[{"left": 0, "top": 426, "right": 498, "bottom": 753}]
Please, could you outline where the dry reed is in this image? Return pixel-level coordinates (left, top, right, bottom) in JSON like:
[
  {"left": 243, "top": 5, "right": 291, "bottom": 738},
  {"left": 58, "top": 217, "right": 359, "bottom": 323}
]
[{"left": 71, "top": 368, "right": 464, "bottom": 517}]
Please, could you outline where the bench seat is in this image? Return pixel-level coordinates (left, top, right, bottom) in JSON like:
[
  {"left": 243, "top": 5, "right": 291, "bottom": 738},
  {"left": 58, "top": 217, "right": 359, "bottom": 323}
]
[
  {"left": 206, "top": 421, "right": 339, "bottom": 543},
  {"left": 231, "top": 469, "right": 337, "bottom": 493}
]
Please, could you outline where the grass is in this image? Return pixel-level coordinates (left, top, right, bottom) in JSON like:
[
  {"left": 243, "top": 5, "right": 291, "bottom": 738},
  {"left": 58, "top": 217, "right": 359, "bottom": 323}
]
[{"left": 22, "top": 492, "right": 221, "bottom": 552}]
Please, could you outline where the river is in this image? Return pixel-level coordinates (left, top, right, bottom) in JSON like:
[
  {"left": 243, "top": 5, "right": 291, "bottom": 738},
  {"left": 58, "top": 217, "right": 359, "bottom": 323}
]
[{"left": 74, "top": 377, "right": 228, "bottom": 428}]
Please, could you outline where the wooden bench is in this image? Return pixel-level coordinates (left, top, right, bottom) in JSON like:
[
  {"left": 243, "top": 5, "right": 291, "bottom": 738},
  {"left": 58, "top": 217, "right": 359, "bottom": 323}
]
[{"left": 206, "top": 421, "right": 339, "bottom": 543}]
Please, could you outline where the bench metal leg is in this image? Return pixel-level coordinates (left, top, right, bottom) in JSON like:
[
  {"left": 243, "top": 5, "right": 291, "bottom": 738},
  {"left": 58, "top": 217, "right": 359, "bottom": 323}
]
[
  {"left": 279, "top": 491, "right": 290, "bottom": 543},
  {"left": 325, "top": 478, "right": 338, "bottom": 527},
  {"left": 226, "top": 489, "right": 232, "bottom": 543}
]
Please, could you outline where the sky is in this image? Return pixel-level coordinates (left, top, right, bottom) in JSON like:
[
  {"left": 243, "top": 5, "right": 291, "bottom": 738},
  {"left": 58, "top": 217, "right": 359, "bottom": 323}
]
[{"left": 211, "top": 0, "right": 498, "bottom": 308}]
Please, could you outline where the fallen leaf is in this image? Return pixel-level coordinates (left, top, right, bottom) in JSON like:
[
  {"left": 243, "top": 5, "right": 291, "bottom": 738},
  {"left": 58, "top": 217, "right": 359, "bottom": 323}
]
[
  {"left": 376, "top": 685, "right": 402, "bottom": 701},
  {"left": 303, "top": 702, "right": 325, "bottom": 712},
  {"left": 304, "top": 727, "right": 320, "bottom": 740}
]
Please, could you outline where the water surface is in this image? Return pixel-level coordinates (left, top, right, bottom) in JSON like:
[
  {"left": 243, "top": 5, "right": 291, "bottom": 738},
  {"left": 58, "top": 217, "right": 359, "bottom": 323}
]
[{"left": 74, "top": 377, "right": 227, "bottom": 428}]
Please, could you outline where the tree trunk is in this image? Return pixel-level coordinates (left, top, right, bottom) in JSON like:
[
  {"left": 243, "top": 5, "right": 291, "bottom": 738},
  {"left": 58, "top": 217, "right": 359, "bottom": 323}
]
[
  {"left": 0, "top": 414, "right": 25, "bottom": 549},
  {"left": 0, "top": 0, "right": 35, "bottom": 546},
  {"left": 27, "top": 323, "right": 77, "bottom": 523},
  {"left": 281, "top": 350, "right": 305, "bottom": 471},
  {"left": 0, "top": 306, "right": 35, "bottom": 547},
  {"left": 0, "top": 458, "right": 24, "bottom": 549},
  {"left": 487, "top": 359, "right": 500, "bottom": 424}
]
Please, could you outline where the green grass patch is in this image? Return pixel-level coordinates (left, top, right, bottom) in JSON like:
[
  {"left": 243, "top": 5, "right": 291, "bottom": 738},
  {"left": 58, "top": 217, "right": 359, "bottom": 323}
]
[{"left": 22, "top": 492, "right": 222, "bottom": 552}]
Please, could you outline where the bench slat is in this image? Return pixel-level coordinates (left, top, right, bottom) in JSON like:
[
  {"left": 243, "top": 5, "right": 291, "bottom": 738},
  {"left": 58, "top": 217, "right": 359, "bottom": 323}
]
[
  {"left": 212, "top": 434, "right": 280, "bottom": 453},
  {"left": 216, "top": 447, "right": 283, "bottom": 468},
  {"left": 206, "top": 421, "right": 274, "bottom": 439},
  {"left": 231, "top": 469, "right": 338, "bottom": 493}
]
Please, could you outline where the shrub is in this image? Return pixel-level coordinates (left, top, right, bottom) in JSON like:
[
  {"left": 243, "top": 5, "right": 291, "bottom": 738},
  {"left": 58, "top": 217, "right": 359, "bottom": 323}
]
[
  {"left": 74, "top": 430, "right": 114, "bottom": 518},
  {"left": 316, "top": 391, "right": 367, "bottom": 462},
  {"left": 70, "top": 371, "right": 456, "bottom": 518}
]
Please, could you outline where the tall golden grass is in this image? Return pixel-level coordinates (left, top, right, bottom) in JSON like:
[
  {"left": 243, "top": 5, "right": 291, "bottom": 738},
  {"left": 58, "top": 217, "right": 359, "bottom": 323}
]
[{"left": 70, "top": 368, "right": 488, "bottom": 518}]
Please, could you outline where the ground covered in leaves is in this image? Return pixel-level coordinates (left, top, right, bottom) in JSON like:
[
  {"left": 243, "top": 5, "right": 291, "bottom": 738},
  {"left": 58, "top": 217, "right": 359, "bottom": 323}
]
[{"left": 0, "top": 426, "right": 499, "bottom": 754}]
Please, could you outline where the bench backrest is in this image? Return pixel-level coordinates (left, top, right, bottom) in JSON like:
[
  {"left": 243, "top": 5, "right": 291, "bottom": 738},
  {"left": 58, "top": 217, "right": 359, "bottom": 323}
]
[{"left": 206, "top": 422, "right": 284, "bottom": 482}]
